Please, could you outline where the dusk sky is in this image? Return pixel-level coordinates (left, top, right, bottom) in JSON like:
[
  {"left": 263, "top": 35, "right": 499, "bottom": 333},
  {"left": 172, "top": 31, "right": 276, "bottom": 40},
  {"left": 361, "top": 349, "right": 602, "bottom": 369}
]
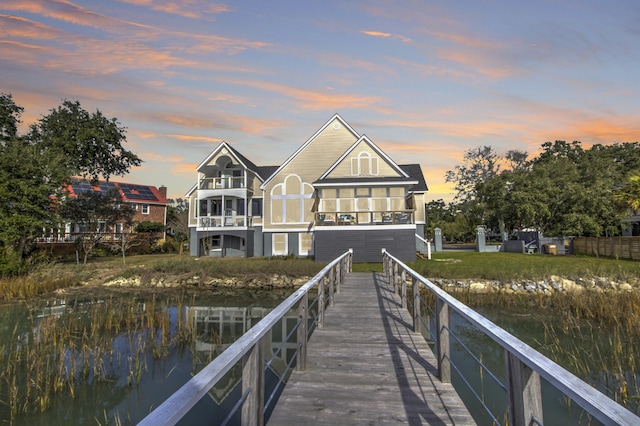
[{"left": 2, "top": 1, "right": 640, "bottom": 202}]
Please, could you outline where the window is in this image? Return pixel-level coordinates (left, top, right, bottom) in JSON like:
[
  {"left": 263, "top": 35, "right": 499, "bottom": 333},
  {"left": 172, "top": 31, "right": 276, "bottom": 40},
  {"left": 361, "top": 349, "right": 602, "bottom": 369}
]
[
  {"left": 142, "top": 204, "right": 149, "bottom": 214},
  {"left": 131, "top": 203, "right": 138, "bottom": 211},
  {"left": 270, "top": 175, "right": 314, "bottom": 224},
  {"left": 252, "top": 199, "right": 263, "bottom": 216},
  {"left": 272, "top": 233, "right": 288, "bottom": 255},
  {"left": 351, "top": 152, "right": 379, "bottom": 176},
  {"left": 299, "top": 233, "right": 313, "bottom": 256}
]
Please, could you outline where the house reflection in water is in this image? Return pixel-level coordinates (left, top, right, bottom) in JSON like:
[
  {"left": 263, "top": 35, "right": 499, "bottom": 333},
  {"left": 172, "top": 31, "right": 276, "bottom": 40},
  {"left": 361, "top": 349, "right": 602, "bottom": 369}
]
[{"left": 186, "top": 305, "right": 300, "bottom": 408}]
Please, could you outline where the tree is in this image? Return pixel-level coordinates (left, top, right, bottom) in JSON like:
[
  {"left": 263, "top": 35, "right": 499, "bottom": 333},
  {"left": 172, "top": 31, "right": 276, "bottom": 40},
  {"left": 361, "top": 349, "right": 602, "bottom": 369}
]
[
  {"left": 0, "top": 94, "right": 142, "bottom": 274},
  {"left": 167, "top": 198, "right": 190, "bottom": 254},
  {"left": 615, "top": 174, "right": 640, "bottom": 215},
  {"left": 104, "top": 231, "right": 147, "bottom": 265},
  {"left": 59, "top": 189, "right": 135, "bottom": 264},
  {"left": 445, "top": 146, "right": 502, "bottom": 204},
  {"left": 0, "top": 93, "right": 22, "bottom": 143},
  {"left": 30, "top": 100, "right": 142, "bottom": 183},
  {"left": 0, "top": 95, "right": 61, "bottom": 274}
]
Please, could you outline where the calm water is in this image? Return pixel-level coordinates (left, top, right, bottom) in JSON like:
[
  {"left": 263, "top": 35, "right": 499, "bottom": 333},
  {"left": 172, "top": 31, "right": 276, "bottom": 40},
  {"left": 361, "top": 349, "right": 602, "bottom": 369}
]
[
  {"left": 1, "top": 290, "right": 636, "bottom": 425},
  {"left": 0, "top": 290, "right": 294, "bottom": 425}
]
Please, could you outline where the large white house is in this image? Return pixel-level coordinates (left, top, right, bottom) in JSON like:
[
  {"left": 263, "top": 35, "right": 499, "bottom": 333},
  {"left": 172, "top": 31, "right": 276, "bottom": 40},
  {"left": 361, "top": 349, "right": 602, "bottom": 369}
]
[{"left": 186, "top": 114, "right": 428, "bottom": 262}]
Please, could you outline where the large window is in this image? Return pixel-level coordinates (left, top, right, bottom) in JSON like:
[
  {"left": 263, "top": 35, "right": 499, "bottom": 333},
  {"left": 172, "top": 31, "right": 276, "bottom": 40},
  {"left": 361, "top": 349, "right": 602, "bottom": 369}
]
[{"left": 270, "top": 174, "right": 314, "bottom": 224}]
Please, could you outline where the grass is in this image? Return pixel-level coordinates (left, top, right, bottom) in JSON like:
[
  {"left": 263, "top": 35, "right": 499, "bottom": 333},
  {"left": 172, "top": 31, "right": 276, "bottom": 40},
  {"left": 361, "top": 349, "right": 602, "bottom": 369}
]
[
  {"left": 0, "top": 295, "right": 195, "bottom": 421},
  {"left": 0, "top": 254, "right": 326, "bottom": 302},
  {"left": 408, "top": 251, "right": 640, "bottom": 282}
]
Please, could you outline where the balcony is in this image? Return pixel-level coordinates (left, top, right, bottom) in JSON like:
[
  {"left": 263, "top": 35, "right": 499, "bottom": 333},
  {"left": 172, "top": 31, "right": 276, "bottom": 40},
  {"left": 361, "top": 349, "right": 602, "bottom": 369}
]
[
  {"left": 199, "top": 176, "right": 245, "bottom": 190},
  {"left": 199, "top": 215, "right": 252, "bottom": 228},
  {"left": 315, "top": 210, "right": 414, "bottom": 226}
]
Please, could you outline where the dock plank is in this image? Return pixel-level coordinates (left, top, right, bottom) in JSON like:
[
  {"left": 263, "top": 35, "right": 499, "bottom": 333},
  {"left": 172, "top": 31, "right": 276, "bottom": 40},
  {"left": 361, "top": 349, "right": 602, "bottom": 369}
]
[{"left": 268, "top": 272, "right": 475, "bottom": 425}]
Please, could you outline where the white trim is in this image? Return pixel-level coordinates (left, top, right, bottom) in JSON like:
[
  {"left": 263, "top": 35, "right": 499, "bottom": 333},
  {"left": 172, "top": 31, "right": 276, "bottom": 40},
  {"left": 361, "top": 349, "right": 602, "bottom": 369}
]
[
  {"left": 314, "top": 224, "right": 415, "bottom": 231},
  {"left": 272, "top": 233, "right": 288, "bottom": 256},
  {"left": 270, "top": 174, "right": 314, "bottom": 225},
  {"left": 298, "top": 232, "right": 313, "bottom": 256},
  {"left": 313, "top": 180, "right": 418, "bottom": 187},
  {"left": 262, "top": 227, "right": 314, "bottom": 233}
]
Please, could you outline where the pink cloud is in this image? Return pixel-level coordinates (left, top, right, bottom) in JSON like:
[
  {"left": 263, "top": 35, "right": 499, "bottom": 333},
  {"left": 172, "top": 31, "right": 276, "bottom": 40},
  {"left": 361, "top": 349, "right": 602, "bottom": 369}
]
[
  {"left": 234, "top": 79, "right": 385, "bottom": 111},
  {"left": 118, "top": 0, "right": 231, "bottom": 19},
  {"left": 361, "top": 29, "right": 411, "bottom": 43}
]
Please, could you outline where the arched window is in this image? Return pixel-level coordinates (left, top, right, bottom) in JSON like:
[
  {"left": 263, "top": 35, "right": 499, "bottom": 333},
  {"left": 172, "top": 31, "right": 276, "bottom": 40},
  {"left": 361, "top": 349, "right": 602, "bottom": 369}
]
[
  {"left": 351, "top": 151, "right": 379, "bottom": 176},
  {"left": 271, "top": 174, "right": 314, "bottom": 224}
]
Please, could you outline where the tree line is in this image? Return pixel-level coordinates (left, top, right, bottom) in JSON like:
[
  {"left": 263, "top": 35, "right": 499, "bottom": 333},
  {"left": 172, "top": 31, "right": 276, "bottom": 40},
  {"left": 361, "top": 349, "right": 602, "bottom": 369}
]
[
  {"left": 428, "top": 141, "right": 640, "bottom": 242},
  {"left": 0, "top": 93, "right": 142, "bottom": 275}
]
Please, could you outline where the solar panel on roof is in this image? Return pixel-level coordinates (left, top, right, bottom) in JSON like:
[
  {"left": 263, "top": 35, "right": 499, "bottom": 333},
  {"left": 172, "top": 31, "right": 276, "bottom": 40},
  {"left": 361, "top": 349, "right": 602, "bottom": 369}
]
[{"left": 119, "top": 184, "right": 159, "bottom": 201}]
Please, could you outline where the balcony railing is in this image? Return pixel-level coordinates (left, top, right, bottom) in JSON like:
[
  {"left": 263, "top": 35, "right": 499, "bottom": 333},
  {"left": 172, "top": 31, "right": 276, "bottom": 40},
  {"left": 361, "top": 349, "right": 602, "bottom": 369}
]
[
  {"left": 315, "top": 210, "right": 414, "bottom": 226},
  {"left": 199, "top": 215, "right": 252, "bottom": 228},
  {"left": 199, "top": 176, "right": 245, "bottom": 190},
  {"left": 36, "top": 232, "right": 163, "bottom": 243}
]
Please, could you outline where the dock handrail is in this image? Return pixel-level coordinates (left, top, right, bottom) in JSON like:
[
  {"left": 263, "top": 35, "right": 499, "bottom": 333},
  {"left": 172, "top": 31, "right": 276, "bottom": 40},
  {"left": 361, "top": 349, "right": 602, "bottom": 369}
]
[
  {"left": 138, "top": 249, "right": 353, "bottom": 426},
  {"left": 382, "top": 249, "right": 639, "bottom": 426}
]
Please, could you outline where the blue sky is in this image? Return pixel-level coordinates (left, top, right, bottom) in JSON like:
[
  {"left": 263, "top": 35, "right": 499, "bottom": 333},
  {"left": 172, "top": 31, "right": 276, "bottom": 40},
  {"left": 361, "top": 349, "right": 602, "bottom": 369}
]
[{"left": 2, "top": 0, "right": 639, "bottom": 201}]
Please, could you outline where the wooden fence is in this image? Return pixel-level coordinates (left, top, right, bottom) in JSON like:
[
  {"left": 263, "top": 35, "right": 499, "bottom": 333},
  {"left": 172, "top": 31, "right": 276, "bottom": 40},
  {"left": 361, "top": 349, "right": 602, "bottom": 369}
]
[{"left": 573, "top": 236, "right": 640, "bottom": 260}]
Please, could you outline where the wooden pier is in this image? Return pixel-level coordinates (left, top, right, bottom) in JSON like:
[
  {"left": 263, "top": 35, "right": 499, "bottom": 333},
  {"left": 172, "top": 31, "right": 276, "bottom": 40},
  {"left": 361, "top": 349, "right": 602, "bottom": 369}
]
[{"left": 268, "top": 272, "right": 475, "bottom": 425}]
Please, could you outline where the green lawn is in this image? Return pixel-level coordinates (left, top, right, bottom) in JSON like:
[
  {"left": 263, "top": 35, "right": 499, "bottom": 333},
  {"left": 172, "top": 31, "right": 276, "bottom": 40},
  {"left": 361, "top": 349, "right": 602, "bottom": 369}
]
[{"left": 407, "top": 251, "right": 640, "bottom": 282}]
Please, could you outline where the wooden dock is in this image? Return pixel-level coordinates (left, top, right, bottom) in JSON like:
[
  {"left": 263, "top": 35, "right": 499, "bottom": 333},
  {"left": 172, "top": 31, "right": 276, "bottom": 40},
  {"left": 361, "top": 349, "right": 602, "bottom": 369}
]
[{"left": 268, "top": 272, "right": 475, "bottom": 425}]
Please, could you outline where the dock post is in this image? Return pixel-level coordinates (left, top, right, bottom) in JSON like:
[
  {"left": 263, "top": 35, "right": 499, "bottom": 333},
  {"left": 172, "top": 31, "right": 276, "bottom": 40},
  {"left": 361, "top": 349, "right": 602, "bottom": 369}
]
[
  {"left": 506, "top": 352, "right": 543, "bottom": 426},
  {"left": 329, "top": 266, "right": 335, "bottom": 307},
  {"left": 242, "top": 337, "right": 265, "bottom": 426},
  {"left": 318, "top": 275, "right": 326, "bottom": 328},
  {"left": 297, "top": 293, "right": 308, "bottom": 371},
  {"left": 393, "top": 262, "right": 398, "bottom": 294},
  {"left": 401, "top": 270, "right": 407, "bottom": 309},
  {"left": 412, "top": 276, "right": 420, "bottom": 334},
  {"left": 436, "top": 297, "right": 451, "bottom": 383}
]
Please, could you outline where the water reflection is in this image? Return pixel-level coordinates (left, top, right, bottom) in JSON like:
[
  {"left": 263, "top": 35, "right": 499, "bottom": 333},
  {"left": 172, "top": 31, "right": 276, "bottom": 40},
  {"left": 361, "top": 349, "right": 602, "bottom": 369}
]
[{"left": 0, "top": 291, "right": 297, "bottom": 426}]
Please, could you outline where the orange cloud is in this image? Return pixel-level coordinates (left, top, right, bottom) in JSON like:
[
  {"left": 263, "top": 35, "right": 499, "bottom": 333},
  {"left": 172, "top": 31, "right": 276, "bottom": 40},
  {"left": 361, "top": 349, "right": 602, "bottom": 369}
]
[
  {"left": 171, "top": 162, "right": 199, "bottom": 178},
  {"left": 169, "top": 134, "right": 224, "bottom": 143},
  {"left": 234, "top": 79, "right": 385, "bottom": 111},
  {"left": 138, "top": 151, "right": 185, "bottom": 163}
]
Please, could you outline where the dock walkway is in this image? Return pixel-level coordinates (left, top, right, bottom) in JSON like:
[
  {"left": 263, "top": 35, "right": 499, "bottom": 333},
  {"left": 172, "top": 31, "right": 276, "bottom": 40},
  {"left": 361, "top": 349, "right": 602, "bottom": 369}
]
[{"left": 268, "top": 272, "right": 475, "bottom": 425}]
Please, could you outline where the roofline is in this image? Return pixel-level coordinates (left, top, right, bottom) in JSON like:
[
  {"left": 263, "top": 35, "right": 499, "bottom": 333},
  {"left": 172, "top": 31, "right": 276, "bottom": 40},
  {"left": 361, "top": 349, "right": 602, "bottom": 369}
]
[
  {"left": 318, "top": 134, "right": 409, "bottom": 180},
  {"left": 260, "top": 113, "right": 360, "bottom": 189},
  {"left": 196, "top": 141, "right": 266, "bottom": 182}
]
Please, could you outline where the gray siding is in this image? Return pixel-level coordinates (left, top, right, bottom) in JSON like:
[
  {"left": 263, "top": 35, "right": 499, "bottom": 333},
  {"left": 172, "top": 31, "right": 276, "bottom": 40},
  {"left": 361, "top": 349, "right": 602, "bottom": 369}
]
[
  {"left": 264, "top": 232, "right": 273, "bottom": 257},
  {"left": 253, "top": 226, "right": 263, "bottom": 257},
  {"left": 288, "top": 233, "right": 299, "bottom": 256},
  {"left": 315, "top": 228, "right": 416, "bottom": 263}
]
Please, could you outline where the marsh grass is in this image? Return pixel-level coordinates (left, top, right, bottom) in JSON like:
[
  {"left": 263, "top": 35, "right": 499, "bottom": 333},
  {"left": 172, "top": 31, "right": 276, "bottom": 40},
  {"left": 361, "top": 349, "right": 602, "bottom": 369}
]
[
  {"left": 0, "top": 254, "right": 325, "bottom": 302},
  {"left": 0, "top": 295, "right": 195, "bottom": 422}
]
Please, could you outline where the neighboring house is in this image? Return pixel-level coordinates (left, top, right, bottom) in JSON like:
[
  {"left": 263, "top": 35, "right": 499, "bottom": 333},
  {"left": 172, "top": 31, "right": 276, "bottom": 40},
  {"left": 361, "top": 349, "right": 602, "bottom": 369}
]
[
  {"left": 186, "top": 114, "right": 428, "bottom": 262},
  {"left": 47, "top": 179, "right": 169, "bottom": 241}
]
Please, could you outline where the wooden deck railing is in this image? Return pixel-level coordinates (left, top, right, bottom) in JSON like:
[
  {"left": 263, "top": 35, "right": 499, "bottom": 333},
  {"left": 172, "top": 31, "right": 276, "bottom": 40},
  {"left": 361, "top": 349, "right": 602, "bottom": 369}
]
[
  {"left": 382, "top": 249, "right": 639, "bottom": 426},
  {"left": 138, "top": 249, "right": 352, "bottom": 426},
  {"left": 315, "top": 210, "right": 414, "bottom": 226}
]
